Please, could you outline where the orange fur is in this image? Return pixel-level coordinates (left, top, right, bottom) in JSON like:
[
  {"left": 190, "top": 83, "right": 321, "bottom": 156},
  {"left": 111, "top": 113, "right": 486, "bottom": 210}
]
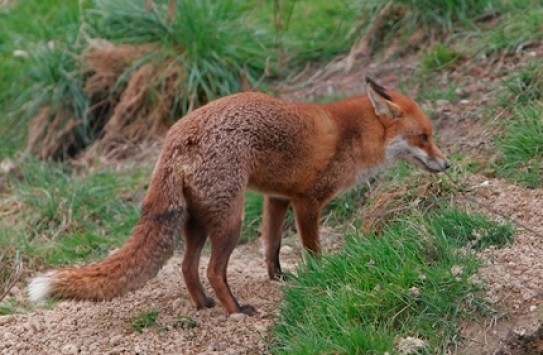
[{"left": 28, "top": 78, "right": 449, "bottom": 315}]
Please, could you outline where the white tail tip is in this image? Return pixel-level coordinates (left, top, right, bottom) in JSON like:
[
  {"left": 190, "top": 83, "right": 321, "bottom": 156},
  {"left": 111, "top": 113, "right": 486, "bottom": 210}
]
[{"left": 28, "top": 271, "right": 55, "bottom": 302}]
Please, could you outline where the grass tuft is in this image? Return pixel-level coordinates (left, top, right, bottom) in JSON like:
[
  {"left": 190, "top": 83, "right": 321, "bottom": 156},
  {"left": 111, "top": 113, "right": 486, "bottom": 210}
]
[
  {"left": 131, "top": 309, "right": 161, "bottom": 333},
  {"left": 271, "top": 206, "right": 512, "bottom": 353},
  {"left": 500, "top": 62, "right": 543, "bottom": 106},
  {"left": 494, "top": 103, "right": 543, "bottom": 188},
  {"left": 421, "top": 43, "right": 464, "bottom": 72},
  {"left": 90, "top": 0, "right": 273, "bottom": 109}
]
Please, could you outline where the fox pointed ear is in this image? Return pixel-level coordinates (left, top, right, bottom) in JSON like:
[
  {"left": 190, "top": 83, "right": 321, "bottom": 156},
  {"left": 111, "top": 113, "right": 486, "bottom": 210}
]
[{"left": 365, "top": 77, "right": 403, "bottom": 119}]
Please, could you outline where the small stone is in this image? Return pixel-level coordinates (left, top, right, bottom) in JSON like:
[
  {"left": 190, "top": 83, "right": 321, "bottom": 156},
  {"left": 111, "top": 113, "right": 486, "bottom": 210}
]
[
  {"left": 396, "top": 336, "right": 427, "bottom": 354},
  {"left": 229, "top": 313, "right": 247, "bottom": 322},
  {"left": 61, "top": 343, "right": 79, "bottom": 355},
  {"left": 0, "top": 315, "right": 15, "bottom": 326},
  {"left": 460, "top": 99, "right": 470, "bottom": 105},
  {"left": 110, "top": 335, "right": 122, "bottom": 347},
  {"left": 281, "top": 246, "right": 294, "bottom": 255}
]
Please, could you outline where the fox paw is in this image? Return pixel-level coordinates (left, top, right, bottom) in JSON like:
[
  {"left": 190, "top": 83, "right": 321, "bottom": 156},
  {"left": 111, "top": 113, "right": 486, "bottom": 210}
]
[{"left": 196, "top": 296, "right": 216, "bottom": 310}]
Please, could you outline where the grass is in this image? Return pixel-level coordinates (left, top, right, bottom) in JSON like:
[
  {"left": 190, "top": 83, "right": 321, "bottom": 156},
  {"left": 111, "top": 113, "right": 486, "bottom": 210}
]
[
  {"left": 0, "top": 160, "right": 148, "bottom": 296},
  {"left": 0, "top": 0, "right": 84, "bottom": 159},
  {"left": 421, "top": 43, "right": 463, "bottom": 72},
  {"left": 500, "top": 62, "right": 543, "bottom": 107},
  {"left": 475, "top": 0, "right": 543, "bottom": 55},
  {"left": 89, "top": 0, "right": 273, "bottom": 106},
  {"left": 271, "top": 206, "right": 513, "bottom": 354},
  {"left": 494, "top": 103, "right": 543, "bottom": 188},
  {"left": 131, "top": 309, "right": 162, "bottom": 333}
]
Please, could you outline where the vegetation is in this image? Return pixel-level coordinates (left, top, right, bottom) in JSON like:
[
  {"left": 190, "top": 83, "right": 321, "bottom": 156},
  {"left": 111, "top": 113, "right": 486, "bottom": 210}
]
[
  {"left": 495, "top": 103, "right": 543, "bottom": 188},
  {"left": 0, "top": 159, "right": 146, "bottom": 293},
  {"left": 271, "top": 205, "right": 513, "bottom": 353},
  {"left": 131, "top": 309, "right": 162, "bottom": 333},
  {"left": 0, "top": 0, "right": 540, "bottom": 352}
]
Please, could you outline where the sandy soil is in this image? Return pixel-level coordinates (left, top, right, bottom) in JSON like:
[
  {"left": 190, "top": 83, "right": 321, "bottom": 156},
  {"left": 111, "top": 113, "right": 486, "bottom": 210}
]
[
  {"left": 461, "top": 177, "right": 543, "bottom": 354},
  {"left": 0, "top": 241, "right": 303, "bottom": 355}
]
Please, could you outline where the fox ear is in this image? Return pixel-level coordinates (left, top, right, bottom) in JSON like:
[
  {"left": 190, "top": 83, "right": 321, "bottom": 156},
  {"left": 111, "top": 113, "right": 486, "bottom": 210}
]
[{"left": 365, "top": 77, "right": 403, "bottom": 119}]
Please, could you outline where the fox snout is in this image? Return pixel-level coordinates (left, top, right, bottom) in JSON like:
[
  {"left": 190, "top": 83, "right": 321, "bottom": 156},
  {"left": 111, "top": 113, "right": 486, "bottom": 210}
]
[{"left": 409, "top": 147, "right": 450, "bottom": 173}]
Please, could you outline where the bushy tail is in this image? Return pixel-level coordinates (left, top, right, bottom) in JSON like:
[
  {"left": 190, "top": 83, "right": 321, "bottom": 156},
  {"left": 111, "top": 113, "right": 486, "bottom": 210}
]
[{"left": 28, "top": 166, "right": 185, "bottom": 302}]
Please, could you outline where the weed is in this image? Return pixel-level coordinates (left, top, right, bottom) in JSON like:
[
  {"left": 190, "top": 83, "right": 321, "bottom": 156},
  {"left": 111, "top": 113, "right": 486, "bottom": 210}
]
[
  {"left": 90, "top": 0, "right": 273, "bottom": 108},
  {"left": 356, "top": 0, "right": 495, "bottom": 55},
  {"left": 131, "top": 309, "right": 161, "bottom": 333},
  {"left": 427, "top": 208, "right": 514, "bottom": 250},
  {"left": 0, "top": 0, "right": 84, "bottom": 159},
  {"left": 494, "top": 103, "right": 543, "bottom": 188}
]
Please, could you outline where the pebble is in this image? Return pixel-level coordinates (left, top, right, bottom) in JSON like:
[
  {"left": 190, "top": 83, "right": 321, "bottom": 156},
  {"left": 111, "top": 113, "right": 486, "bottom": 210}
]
[
  {"left": 61, "top": 343, "right": 79, "bottom": 355},
  {"left": 110, "top": 335, "right": 123, "bottom": 347},
  {"left": 229, "top": 313, "right": 247, "bottom": 322},
  {"left": 0, "top": 315, "right": 15, "bottom": 326}
]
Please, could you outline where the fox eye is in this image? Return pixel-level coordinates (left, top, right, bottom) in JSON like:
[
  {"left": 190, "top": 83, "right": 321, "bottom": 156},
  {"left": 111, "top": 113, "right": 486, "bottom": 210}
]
[{"left": 420, "top": 134, "right": 429, "bottom": 143}]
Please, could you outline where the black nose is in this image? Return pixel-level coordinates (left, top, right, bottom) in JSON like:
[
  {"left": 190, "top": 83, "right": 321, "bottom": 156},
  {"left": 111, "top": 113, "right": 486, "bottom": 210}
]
[{"left": 444, "top": 160, "right": 451, "bottom": 170}]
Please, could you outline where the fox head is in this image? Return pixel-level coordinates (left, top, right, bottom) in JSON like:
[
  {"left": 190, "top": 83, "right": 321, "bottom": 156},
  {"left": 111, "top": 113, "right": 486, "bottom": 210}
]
[{"left": 365, "top": 77, "right": 450, "bottom": 173}]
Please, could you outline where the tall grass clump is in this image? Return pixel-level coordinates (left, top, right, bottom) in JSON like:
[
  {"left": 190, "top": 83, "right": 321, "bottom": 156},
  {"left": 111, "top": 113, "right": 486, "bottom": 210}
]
[
  {"left": 271, "top": 207, "right": 513, "bottom": 354},
  {"left": 89, "top": 0, "right": 273, "bottom": 109},
  {"left": 0, "top": 0, "right": 84, "bottom": 158},
  {"left": 19, "top": 42, "right": 90, "bottom": 159}
]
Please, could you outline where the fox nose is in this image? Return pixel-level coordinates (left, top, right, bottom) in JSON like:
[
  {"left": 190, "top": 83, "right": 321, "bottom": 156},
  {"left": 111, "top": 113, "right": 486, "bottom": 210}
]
[{"left": 444, "top": 160, "right": 451, "bottom": 170}]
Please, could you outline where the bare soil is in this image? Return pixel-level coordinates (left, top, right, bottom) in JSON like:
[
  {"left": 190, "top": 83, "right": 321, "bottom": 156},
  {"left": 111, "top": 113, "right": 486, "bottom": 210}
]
[{"left": 0, "top": 242, "right": 300, "bottom": 354}]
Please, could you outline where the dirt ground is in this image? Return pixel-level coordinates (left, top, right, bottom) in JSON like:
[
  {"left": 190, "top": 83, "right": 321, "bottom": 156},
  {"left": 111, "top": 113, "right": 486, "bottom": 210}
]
[
  {"left": 1, "top": 175, "right": 542, "bottom": 355},
  {"left": 1, "top": 45, "right": 542, "bottom": 354},
  {"left": 0, "top": 242, "right": 300, "bottom": 354}
]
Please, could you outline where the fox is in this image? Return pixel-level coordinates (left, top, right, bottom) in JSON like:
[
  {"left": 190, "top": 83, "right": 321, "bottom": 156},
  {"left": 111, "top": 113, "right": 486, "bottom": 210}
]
[{"left": 28, "top": 77, "right": 449, "bottom": 315}]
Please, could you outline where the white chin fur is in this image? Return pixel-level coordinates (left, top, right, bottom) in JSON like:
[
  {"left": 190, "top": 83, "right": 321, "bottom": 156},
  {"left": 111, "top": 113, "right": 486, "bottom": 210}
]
[{"left": 28, "top": 271, "right": 55, "bottom": 302}]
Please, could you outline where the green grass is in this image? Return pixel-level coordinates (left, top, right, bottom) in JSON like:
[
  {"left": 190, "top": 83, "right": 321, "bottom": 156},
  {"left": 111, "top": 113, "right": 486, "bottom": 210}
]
[
  {"left": 131, "top": 309, "right": 162, "bottom": 333},
  {"left": 241, "top": 192, "right": 264, "bottom": 243},
  {"left": 421, "top": 43, "right": 463, "bottom": 72},
  {"left": 500, "top": 62, "right": 543, "bottom": 107},
  {"left": 494, "top": 103, "right": 543, "bottom": 188},
  {"left": 475, "top": 0, "right": 543, "bottom": 55},
  {"left": 271, "top": 206, "right": 513, "bottom": 354},
  {"left": 250, "top": 0, "right": 364, "bottom": 66},
  {"left": 89, "top": 0, "right": 274, "bottom": 108},
  {"left": 0, "top": 160, "right": 148, "bottom": 293},
  {"left": 0, "top": 0, "right": 84, "bottom": 159}
]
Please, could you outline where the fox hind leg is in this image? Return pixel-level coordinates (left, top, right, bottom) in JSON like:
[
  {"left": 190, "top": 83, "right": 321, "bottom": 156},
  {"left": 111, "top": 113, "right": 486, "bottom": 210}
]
[
  {"left": 206, "top": 196, "right": 256, "bottom": 315},
  {"left": 182, "top": 218, "right": 215, "bottom": 309}
]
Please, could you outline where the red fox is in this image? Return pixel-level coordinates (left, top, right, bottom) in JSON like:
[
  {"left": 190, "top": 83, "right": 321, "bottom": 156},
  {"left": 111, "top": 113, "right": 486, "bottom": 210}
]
[{"left": 28, "top": 78, "right": 449, "bottom": 315}]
